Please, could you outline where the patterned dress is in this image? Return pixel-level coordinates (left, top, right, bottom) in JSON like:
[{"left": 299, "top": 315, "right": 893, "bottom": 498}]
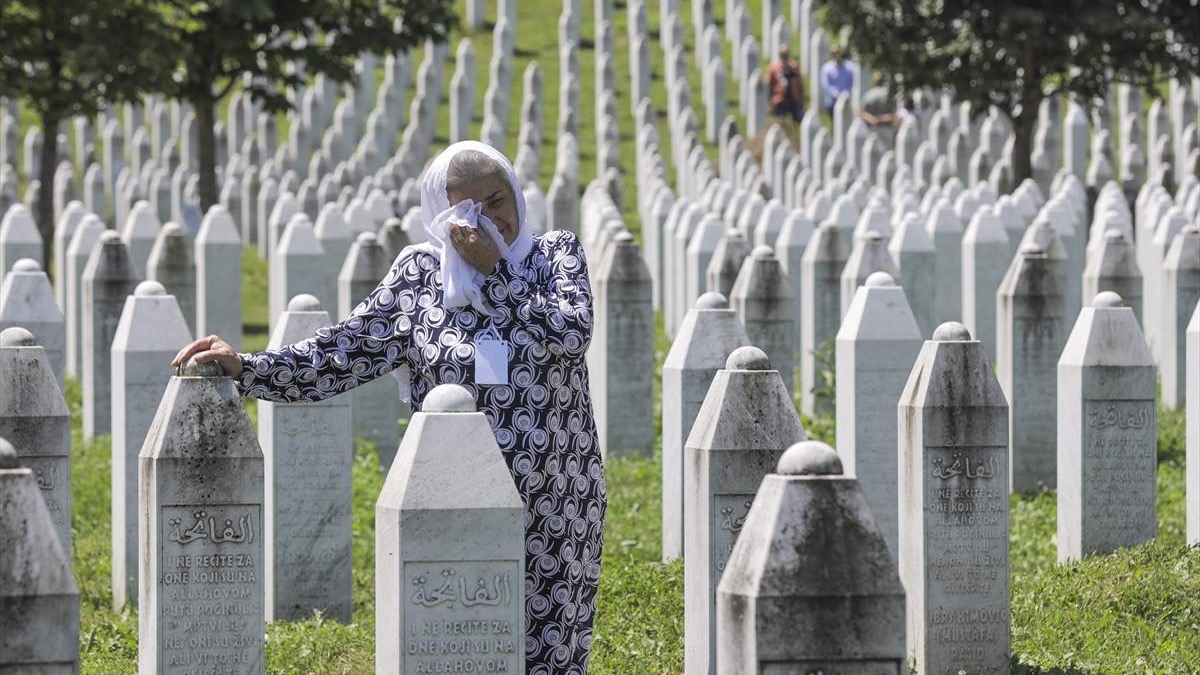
[{"left": 237, "top": 230, "right": 607, "bottom": 673}]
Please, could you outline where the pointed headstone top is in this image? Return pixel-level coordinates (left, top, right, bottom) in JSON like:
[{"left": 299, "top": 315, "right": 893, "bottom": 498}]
[
  {"left": 423, "top": 383, "right": 476, "bottom": 412},
  {"left": 777, "top": 440, "right": 843, "bottom": 476}
]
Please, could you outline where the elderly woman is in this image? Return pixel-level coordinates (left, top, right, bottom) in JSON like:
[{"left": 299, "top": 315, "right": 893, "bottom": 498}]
[{"left": 174, "top": 141, "right": 607, "bottom": 674}]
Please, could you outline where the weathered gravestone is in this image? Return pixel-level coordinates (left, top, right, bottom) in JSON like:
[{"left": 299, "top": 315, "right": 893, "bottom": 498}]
[
  {"left": 800, "top": 222, "right": 848, "bottom": 415},
  {"left": 376, "top": 384, "right": 525, "bottom": 675},
  {"left": 82, "top": 231, "right": 138, "bottom": 439},
  {"left": 270, "top": 214, "right": 327, "bottom": 332},
  {"left": 716, "top": 440, "right": 905, "bottom": 673},
  {"left": 661, "top": 292, "right": 750, "bottom": 563},
  {"left": 111, "top": 281, "right": 192, "bottom": 611},
  {"left": 195, "top": 205, "right": 243, "bottom": 348},
  {"left": 147, "top": 222, "right": 197, "bottom": 336},
  {"left": 962, "top": 205, "right": 1010, "bottom": 362},
  {"left": 122, "top": 200, "right": 162, "bottom": 278},
  {"left": 0, "top": 258, "right": 66, "bottom": 385},
  {"left": 684, "top": 346, "right": 807, "bottom": 674},
  {"left": 139, "top": 359, "right": 265, "bottom": 674},
  {"left": 0, "top": 327, "right": 72, "bottom": 552},
  {"left": 1162, "top": 226, "right": 1200, "bottom": 410},
  {"left": 1083, "top": 229, "right": 1143, "bottom": 329},
  {"left": 836, "top": 272, "right": 923, "bottom": 557},
  {"left": 53, "top": 200, "right": 86, "bottom": 310},
  {"left": 899, "top": 322, "right": 1010, "bottom": 675},
  {"left": 730, "top": 245, "right": 795, "bottom": 394},
  {"left": 339, "top": 232, "right": 406, "bottom": 466},
  {"left": 889, "top": 211, "right": 936, "bottom": 336},
  {"left": 997, "top": 242, "right": 1064, "bottom": 492},
  {"left": 65, "top": 214, "right": 106, "bottom": 378},
  {"left": 1057, "top": 292, "right": 1157, "bottom": 563},
  {"left": 0, "top": 436, "right": 80, "bottom": 673},
  {"left": 259, "top": 294, "right": 352, "bottom": 622},
  {"left": 1187, "top": 303, "right": 1199, "bottom": 546},
  {"left": 0, "top": 204, "right": 43, "bottom": 278}
]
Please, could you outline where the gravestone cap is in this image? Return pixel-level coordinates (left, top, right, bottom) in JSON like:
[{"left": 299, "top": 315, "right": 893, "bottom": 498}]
[
  {"left": 1105, "top": 229, "right": 1125, "bottom": 243},
  {"left": 865, "top": 271, "right": 895, "bottom": 287},
  {"left": 932, "top": 321, "right": 972, "bottom": 341},
  {"left": 134, "top": 280, "right": 167, "bottom": 297},
  {"left": 777, "top": 440, "right": 844, "bottom": 475},
  {"left": 356, "top": 231, "right": 377, "bottom": 244},
  {"left": 287, "top": 293, "right": 321, "bottom": 312},
  {"left": 180, "top": 356, "right": 225, "bottom": 378},
  {"left": 1019, "top": 242, "right": 1045, "bottom": 256},
  {"left": 726, "top": 345, "right": 770, "bottom": 371},
  {"left": 99, "top": 230, "right": 121, "bottom": 243},
  {"left": 12, "top": 257, "right": 40, "bottom": 272},
  {"left": 862, "top": 230, "right": 884, "bottom": 242},
  {"left": 0, "top": 325, "right": 36, "bottom": 346},
  {"left": 0, "top": 435, "right": 16, "bottom": 468},
  {"left": 751, "top": 245, "right": 773, "bottom": 259},
  {"left": 161, "top": 221, "right": 183, "bottom": 235},
  {"left": 696, "top": 292, "right": 728, "bottom": 310},
  {"left": 615, "top": 231, "right": 635, "bottom": 244},
  {"left": 1184, "top": 225, "right": 1200, "bottom": 236},
  {"left": 423, "top": 383, "right": 476, "bottom": 412},
  {"left": 1092, "top": 291, "right": 1123, "bottom": 308}
]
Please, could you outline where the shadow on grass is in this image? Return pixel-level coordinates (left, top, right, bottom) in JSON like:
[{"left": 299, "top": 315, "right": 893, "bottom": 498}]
[{"left": 1012, "top": 659, "right": 1092, "bottom": 675}]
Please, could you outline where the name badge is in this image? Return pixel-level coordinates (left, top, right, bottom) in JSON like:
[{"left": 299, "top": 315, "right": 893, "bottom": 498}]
[{"left": 475, "top": 338, "right": 509, "bottom": 386}]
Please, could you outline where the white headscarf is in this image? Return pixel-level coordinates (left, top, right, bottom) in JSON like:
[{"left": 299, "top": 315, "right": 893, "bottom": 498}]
[{"left": 414, "top": 141, "right": 534, "bottom": 314}]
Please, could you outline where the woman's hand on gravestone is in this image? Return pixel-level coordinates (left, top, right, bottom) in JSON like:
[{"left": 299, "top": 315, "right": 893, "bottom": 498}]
[
  {"left": 170, "top": 335, "right": 243, "bottom": 377},
  {"left": 449, "top": 222, "right": 501, "bottom": 274}
]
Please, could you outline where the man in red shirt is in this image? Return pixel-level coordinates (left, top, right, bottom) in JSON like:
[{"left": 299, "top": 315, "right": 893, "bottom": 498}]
[{"left": 766, "top": 43, "right": 805, "bottom": 124}]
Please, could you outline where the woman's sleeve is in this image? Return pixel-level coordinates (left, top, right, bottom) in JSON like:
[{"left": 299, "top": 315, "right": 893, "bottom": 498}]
[
  {"left": 481, "top": 230, "right": 593, "bottom": 361},
  {"left": 236, "top": 252, "right": 416, "bottom": 403}
]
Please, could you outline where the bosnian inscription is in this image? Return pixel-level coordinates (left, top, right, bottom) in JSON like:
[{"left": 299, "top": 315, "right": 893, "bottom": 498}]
[{"left": 1082, "top": 400, "right": 1156, "bottom": 549}]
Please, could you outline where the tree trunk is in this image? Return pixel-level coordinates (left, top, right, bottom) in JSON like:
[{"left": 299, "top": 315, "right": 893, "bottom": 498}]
[
  {"left": 194, "top": 94, "right": 219, "bottom": 213},
  {"left": 36, "top": 111, "right": 59, "bottom": 267},
  {"left": 1011, "top": 110, "right": 1035, "bottom": 184}
]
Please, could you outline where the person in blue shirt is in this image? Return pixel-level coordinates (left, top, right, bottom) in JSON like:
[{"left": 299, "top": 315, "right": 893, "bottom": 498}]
[{"left": 819, "top": 45, "right": 857, "bottom": 113}]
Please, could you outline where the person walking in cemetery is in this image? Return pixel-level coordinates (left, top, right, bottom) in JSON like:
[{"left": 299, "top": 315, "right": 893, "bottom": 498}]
[
  {"left": 766, "top": 43, "right": 805, "bottom": 124},
  {"left": 819, "top": 44, "right": 857, "bottom": 114},
  {"left": 172, "top": 141, "right": 607, "bottom": 674}
]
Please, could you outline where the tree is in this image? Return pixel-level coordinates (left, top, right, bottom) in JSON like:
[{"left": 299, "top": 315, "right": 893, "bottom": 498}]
[
  {"left": 819, "top": 0, "right": 1200, "bottom": 182},
  {"left": 154, "top": 0, "right": 456, "bottom": 213},
  {"left": 0, "top": 0, "right": 167, "bottom": 262}
]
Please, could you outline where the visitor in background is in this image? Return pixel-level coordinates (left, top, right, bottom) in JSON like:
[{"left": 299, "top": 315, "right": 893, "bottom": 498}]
[
  {"left": 766, "top": 43, "right": 804, "bottom": 124},
  {"left": 820, "top": 45, "right": 857, "bottom": 114},
  {"left": 860, "top": 71, "right": 898, "bottom": 145}
]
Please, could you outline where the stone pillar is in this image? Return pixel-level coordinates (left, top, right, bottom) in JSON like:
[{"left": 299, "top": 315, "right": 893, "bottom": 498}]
[
  {"left": 147, "top": 222, "right": 197, "bottom": 336},
  {"left": 0, "top": 258, "right": 66, "bottom": 385},
  {"left": 1083, "top": 229, "right": 1143, "bottom": 329},
  {"left": 800, "top": 223, "right": 848, "bottom": 415},
  {"left": 927, "top": 201, "right": 964, "bottom": 327},
  {"left": 259, "top": 295, "right": 353, "bottom": 622},
  {"left": 962, "top": 205, "right": 1010, "bottom": 362},
  {"left": 375, "top": 384, "right": 525, "bottom": 675},
  {"left": 684, "top": 346, "right": 807, "bottom": 675},
  {"left": 269, "top": 214, "right": 327, "bottom": 331},
  {"left": 898, "top": 322, "right": 1010, "bottom": 675},
  {"left": 121, "top": 200, "right": 162, "bottom": 278},
  {"left": 138, "top": 359, "right": 265, "bottom": 674},
  {"left": 82, "top": 231, "right": 138, "bottom": 439},
  {"left": 997, "top": 242, "right": 1065, "bottom": 492},
  {"left": 839, "top": 231, "right": 898, "bottom": 318},
  {"left": 53, "top": 201, "right": 86, "bottom": 309},
  {"left": 195, "top": 205, "right": 243, "bottom": 348},
  {"left": 315, "top": 202, "right": 354, "bottom": 276},
  {"left": 1187, "top": 302, "right": 1199, "bottom": 546},
  {"left": 889, "top": 212, "right": 936, "bottom": 336},
  {"left": 835, "top": 272, "right": 922, "bottom": 557},
  {"left": 65, "top": 214, "right": 105, "bottom": 378},
  {"left": 339, "top": 232, "right": 407, "bottom": 467},
  {"left": 705, "top": 227, "right": 750, "bottom": 300},
  {"left": 111, "top": 280, "right": 192, "bottom": 611},
  {"left": 0, "top": 436, "right": 79, "bottom": 672},
  {"left": 1057, "top": 292, "right": 1157, "bottom": 563},
  {"left": 730, "top": 245, "right": 795, "bottom": 394},
  {"left": 0, "top": 327, "right": 71, "bottom": 552},
  {"left": 591, "top": 231, "right": 655, "bottom": 458},
  {"left": 1162, "top": 226, "right": 1200, "bottom": 410},
  {"left": 0, "top": 204, "right": 43, "bottom": 279},
  {"left": 662, "top": 292, "right": 751, "bottom": 563},
  {"left": 685, "top": 215, "right": 724, "bottom": 314},
  {"left": 716, "top": 441, "right": 905, "bottom": 672}
]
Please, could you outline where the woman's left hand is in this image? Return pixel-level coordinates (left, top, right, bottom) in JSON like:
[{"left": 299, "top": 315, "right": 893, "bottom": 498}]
[{"left": 449, "top": 222, "right": 501, "bottom": 274}]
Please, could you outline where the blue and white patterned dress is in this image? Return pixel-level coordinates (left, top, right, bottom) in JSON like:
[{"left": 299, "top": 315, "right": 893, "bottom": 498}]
[{"left": 237, "top": 230, "right": 607, "bottom": 673}]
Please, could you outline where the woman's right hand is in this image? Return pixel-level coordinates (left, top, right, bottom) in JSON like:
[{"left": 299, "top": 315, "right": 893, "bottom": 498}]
[{"left": 171, "top": 335, "right": 243, "bottom": 377}]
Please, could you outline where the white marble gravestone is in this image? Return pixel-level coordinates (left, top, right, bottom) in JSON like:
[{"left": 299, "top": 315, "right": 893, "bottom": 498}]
[
  {"left": 730, "top": 246, "right": 795, "bottom": 394},
  {"left": 260, "top": 294, "right": 352, "bottom": 622},
  {"left": 0, "top": 258, "right": 65, "bottom": 385},
  {"left": 0, "top": 204, "right": 43, "bottom": 278},
  {"left": 0, "top": 327, "right": 72, "bottom": 552},
  {"left": 1083, "top": 229, "right": 1143, "bottom": 329},
  {"left": 53, "top": 200, "right": 86, "bottom": 309},
  {"left": 65, "top": 214, "right": 106, "bottom": 378},
  {"left": 121, "top": 200, "right": 162, "bottom": 278},
  {"left": 138, "top": 359, "right": 265, "bottom": 674},
  {"left": 1057, "top": 292, "right": 1157, "bottom": 563},
  {"left": 997, "top": 243, "right": 1065, "bottom": 492},
  {"left": 376, "top": 384, "right": 525, "bottom": 675},
  {"left": 836, "top": 272, "right": 923, "bottom": 558},
  {"left": 111, "top": 280, "right": 192, "bottom": 611},
  {"left": 889, "top": 211, "right": 936, "bottom": 336},
  {"left": 270, "top": 214, "right": 327, "bottom": 331},
  {"left": 82, "top": 231, "right": 138, "bottom": 439},
  {"left": 147, "top": 222, "right": 197, "bottom": 336},
  {"left": 927, "top": 201, "right": 964, "bottom": 327},
  {"left": 0, "top": 436, "right": 79, "bottom": 672},
  {"left": 1186, "top": 303, "right": 1199, "bottom": 546},
  {"left": 898, "top": 322, "right": 1010, "bottom": 675},
  {"left": 661, "top": 292, "right": 750, "bottom": 563},
  {"left": 195, "top": 205, "right": 243, "bottom": 348},
  {"left": 339, "top": 232, "right": 406, "bottom": 467},
  {"left": 800, "top": 223, "right": 848, "bottom": 415},
  {"left": 684, "top": 346, "right": 807, "bottom": 674},
  {"left": 1162, "top": 227, "right": 1200, "bottom": 410},
  {"left": 716, "top": 441, "right": 905, "bottom": 673}
]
